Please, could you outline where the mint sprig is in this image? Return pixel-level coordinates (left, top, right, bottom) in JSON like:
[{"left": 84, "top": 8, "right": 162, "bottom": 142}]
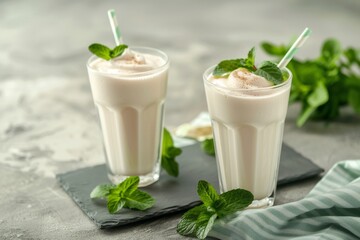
[
  {"left": 213, "top": 48, "right": 256, "bottom": 77},
  {"left": 213, "top": 59, "right": 246, "bottom": 77},
  {"left": 213, "top": 47, "right": 284, "bottom": 85},
  {"left": 90, "top": 176, "right": 155, "bottom": 214},
  {"left": 177, "top": 180, "right": 254, "bottom": 239},
  {"left": 161, "top": 128, "right": 182, "bottom": 177},
  {"left": 262, "top": 38, "right": 360, "bottom": 126},
  {"left": 88, "top": 43, "right": 128, "bottom": 61},
  {"left": 90, "top": 184, "right": 115, "bottom": 199},
  {"left": 254, "top": 61, "right": 283, "bottom": 85},
  {"left": 201, "top": 138, "right": 215, "bottom": 156}
]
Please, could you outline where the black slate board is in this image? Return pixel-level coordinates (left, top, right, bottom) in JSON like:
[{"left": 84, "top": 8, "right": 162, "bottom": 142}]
[{"left": 56, "top": 143, "right": 323, "bottom": 229}]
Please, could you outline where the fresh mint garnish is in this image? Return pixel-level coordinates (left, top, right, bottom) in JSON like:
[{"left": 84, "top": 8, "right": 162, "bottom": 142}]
[
  {"left": 110, "top": 44, "right": 128, "bottom": 58},
  {"left": 177, "top": 180, "right": 253, "bottom": 239},
  {"left": 88, "top": 43, "right": 128, "bottom": 61},
  {"left": 201, "top": 138, "right": 215, "bottom": 156},
  {"left": 90, "top": 183, "right": 115, "bottom": 199},
  {"left": 161, "top": 128, "right": 182, "bottom": 177},
  {"left": 246, "top": 47, "right": 256, "bottom": 68},
  {"left": 213, "top": 59, "right": 247, "bottom": 77},
  {"left": 213, "top": 47, "right": 284, "bottom": 85},
  {"left": 90, "top": 176, "right": 155, "bottom": 214},
  {"left": 254, "top": 61, "right": 283, "bottom": 85}
]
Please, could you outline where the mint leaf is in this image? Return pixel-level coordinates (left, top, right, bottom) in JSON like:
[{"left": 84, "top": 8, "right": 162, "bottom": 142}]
[
  {"left": 321, "top": 39, "right": 341, "bottom": 65},
  {"left": 90, "top": 184, "right": 116, "bottom": 199},
  {"left": 167, "top": 146, "right": 182, "bottom": 157},
  {"left": 118, "top": 176, "right": 139, "bottom": 197},
  {"left": 91, "top": 176, "right": 155, "bottom": 214},
  {"left": 261, "top": 42, "right": 289, "bottom": 56},
  {"left": 161, "top": 128, "right": 182, "bottom": 177},
  {"left": 197, "top": 180, "right": 219, "bottom": 207},
  {"left": 89, "top": 43, "right": 111, "bottom": 60},
  {"left": 110, "top": 44, "right": 128, "bottom": 58},
  {"left": 177, "top": 205, "right": 217, "bottom": 240},
  {"left": 177, "top": 205, "right": 207, "bottom": 236},
  {"left": 218, "top": 189, "right": 254, "bottom": 217},
  {"left": 254, "top": 61, "right": 283, "bottom": 85},
  {"left": 246, "top": 47, "right": 256, "bottom": 69},
  {"left": 213, "top": 59, "right": 247, "bottom": 77},
  {"left": 177, "top": 180, "right": 254, "bottom": 239},
  {"left": 196, "top": 212, "right": 217, "bottom": 240},
  {"left": 88, "top": 43, "right": 128, "bottom": 61},
  {"left": 211, "top": 198, "right": 227, "bottom": 211},
  {"left": 307, "top": 81, "right": 329, "bottom": 107},
  {"left": 293, "top": 61, "right": 325, "bottom": 85},
  {"left": 162, "top": 127, "right": 174, "bottom": 153},
  {"left": 161, "top": 156, "right": 179, "bottom": 177},
  {"left": 107, "top": 194, "right": 126, "bottom": 214},
  {"left": 344, "top": 48, "right": 360, "bottom": 67},
  {"left": 201, "top": 138, "right": 215, "bottom": 156},
  {"left": 125, "top": 190, "right": 155, "bottom": 210}
]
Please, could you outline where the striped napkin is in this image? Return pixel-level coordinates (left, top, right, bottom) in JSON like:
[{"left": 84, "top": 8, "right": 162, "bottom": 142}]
[{"left": 209, "top": 160, "right": 360, "bottom": 240}]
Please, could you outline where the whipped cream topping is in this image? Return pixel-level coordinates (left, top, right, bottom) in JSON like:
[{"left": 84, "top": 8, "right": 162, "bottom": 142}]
[
  {"left": 90, "top": 48, "right": 165, "bottom": 74},
  {"left": 209, "top": 68, "right": 273, "bottom": 89}
]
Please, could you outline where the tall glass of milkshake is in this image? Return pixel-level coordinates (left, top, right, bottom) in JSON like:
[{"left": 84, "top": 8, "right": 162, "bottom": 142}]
[
  {"left": 87, "top": 47, "right": 169, "bottom": 186},
  {"left": 204, "top": 65, "right": 292, "bottom": 207}
]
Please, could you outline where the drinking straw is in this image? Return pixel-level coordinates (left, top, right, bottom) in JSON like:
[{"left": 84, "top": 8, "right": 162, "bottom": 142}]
[
  {"left": 107, "top": 9, "right": 123, "bottom": 45},
  {"left": 277, "top": 27, "right": 312, "bottom": 69}
]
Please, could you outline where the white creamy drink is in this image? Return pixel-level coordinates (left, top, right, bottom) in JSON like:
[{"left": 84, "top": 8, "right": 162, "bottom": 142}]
[
  {"left": 87, "top": 47, "right": 169, "bottom": 186},
  {"left": 204, "top": 67, "right": 292, "bottom": 207}
]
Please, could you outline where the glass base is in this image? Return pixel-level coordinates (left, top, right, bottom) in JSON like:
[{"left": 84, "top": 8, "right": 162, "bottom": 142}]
[
  {"left": 107, "top": 167, "right": 160, "bottom": 187},
  {"left": 247, "top": 196, "right": 275, "bottom": 209},
  {"left": 220, "top": 185, "right": 276, "bottom": 209},
  {"left": 246, "top": 190, "right": 276, "bottom": 209}
]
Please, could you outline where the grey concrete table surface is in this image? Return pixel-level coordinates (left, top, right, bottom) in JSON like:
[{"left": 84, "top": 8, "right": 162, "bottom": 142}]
[{"left": 1, "top": 0, "right": 360, "bottom": 239}]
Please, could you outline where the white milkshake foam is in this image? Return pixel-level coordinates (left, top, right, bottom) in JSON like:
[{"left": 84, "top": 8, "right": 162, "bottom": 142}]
[
  {"left": 91, "top": 49, "right": 165, "bottom": 74},
  {"left": 210, "top": 68, "right": 273, "bottom": 89}
]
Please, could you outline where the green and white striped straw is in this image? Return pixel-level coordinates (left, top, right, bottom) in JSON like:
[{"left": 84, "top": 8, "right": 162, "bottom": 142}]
[
  {"left": 107, "top": 9, "right": 123, "bottom": 45},
  {"left": 277, "top": 27, "right": 312, "bottom": 69}
]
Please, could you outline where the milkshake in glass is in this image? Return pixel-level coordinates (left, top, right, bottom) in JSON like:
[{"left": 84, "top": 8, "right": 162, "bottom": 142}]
[
  {"left": 87, "top": 47, "right": 169, "bottom": 186},
  {"left": 204, "top": 66, "right": 292, "bottom": 207}
]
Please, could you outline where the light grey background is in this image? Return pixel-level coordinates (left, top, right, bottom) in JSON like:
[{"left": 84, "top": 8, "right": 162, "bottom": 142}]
[{"left": 1, "top": 0, "right": 359, "bottom": 239}]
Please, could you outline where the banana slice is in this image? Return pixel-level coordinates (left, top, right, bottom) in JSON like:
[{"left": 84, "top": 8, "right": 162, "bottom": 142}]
[{"left": 175, "top": 124, "right": 212, "bottom": 141}]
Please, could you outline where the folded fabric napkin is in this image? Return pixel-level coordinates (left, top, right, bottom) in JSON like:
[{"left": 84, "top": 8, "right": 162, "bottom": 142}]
[{"left": 209, "top": 160, "right": 360, "bottom": 240}]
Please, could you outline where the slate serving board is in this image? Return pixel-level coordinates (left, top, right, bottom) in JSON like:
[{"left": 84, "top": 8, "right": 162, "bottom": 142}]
[{"left": 56, "top": 142, "right": 323, "bottom": 229}]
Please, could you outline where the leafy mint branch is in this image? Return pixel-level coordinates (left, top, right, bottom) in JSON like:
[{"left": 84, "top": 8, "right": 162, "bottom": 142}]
[
  {"left": 261, "top": 38, "right": 360, "bottom": 126},
  {"left": 177, "top": 180, "right": 253, "bottom": 239},
  {"left": 90, "top": 176, "right": 155, "bottom": 214},
  {"left": 161, "top": 128, "right": 182, "bottom": 177},
  {"left": 213, "top": 47, "right": 285, "bottom": 85},
  {"left": 88, "top": 43, "right": 128, "bottom": 60}
]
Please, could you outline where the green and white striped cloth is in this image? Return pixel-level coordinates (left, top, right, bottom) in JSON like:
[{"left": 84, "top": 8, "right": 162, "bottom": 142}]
[{"left": 209, "top": 160, "right": 360, "bottom": 240}]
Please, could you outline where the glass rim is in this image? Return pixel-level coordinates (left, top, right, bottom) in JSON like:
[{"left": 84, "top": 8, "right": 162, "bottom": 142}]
[
  {"left": 87, "top": 46, "right": 169, "bottom": 77},
  {"left": 203, "top": 65, "right": 292, "bottom": 92}
]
